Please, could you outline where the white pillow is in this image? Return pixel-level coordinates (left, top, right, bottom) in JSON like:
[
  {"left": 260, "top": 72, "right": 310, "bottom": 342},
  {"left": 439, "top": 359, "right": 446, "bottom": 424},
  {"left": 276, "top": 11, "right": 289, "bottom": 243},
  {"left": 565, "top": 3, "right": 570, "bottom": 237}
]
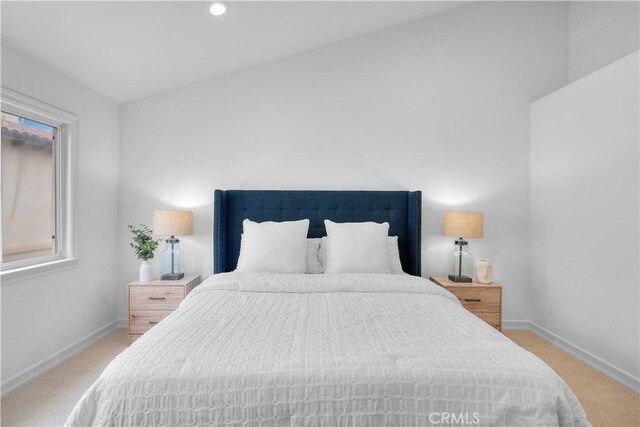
[
  {"left": 319, "top": 235, "right": 403, "bottom": 274},
  {"left": 236, "top": 219, "right": 310, "bottom": 273},
  {"left": 306, "top": 238, "right": 323, "bottom": 274},
  {"left": 323, "top": 220, "right": 390, "bottom": 273},
  {"left": 386, "top": 235, "right": 404, "bottom": 274}
]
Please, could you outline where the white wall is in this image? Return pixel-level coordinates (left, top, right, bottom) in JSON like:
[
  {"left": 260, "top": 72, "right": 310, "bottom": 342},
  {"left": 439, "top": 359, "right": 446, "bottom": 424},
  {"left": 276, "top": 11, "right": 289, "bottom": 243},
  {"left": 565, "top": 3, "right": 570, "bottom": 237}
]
[
  {"left": 118, "top": 2, "right": 569, "bottom": 323},
  {"left": 0, "top": 47, "right": 120, "bottom": 386},
  {"left": 530, "top": 52, "right": 639, "bottom": 380},
  {"left": 568, "top": 1, "right": 639, "bottom": 82}
]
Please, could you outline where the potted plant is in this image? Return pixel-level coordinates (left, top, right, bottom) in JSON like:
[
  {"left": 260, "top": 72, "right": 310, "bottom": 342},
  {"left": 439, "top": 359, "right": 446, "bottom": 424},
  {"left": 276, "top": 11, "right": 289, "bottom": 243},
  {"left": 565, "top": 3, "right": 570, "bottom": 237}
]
[{"left": 129, "top": 224, "right": 160, "bottom": 282}]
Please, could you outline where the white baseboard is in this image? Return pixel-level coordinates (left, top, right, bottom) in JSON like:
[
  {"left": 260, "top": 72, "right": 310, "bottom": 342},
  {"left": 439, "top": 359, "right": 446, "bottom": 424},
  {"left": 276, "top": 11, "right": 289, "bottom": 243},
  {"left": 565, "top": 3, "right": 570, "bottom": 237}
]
[
  {"left": 502, "top": 320, "right": 531, "bottom": 330},
  {"left": 116, "top": 317, "right": 128, "bottom": 328},
  {"left": 1, "top": 320, "right": 119, "bottom": 397},
  {"left": 503, "top": 319, "right": 640, "bottom": 394}
]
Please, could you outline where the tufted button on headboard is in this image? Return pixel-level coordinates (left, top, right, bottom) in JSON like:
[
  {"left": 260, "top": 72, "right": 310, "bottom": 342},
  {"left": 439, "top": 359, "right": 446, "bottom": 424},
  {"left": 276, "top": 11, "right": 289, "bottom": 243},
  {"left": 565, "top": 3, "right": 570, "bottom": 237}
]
[{"left": 213, "top": 190, "right": 422, "bottom": 276}]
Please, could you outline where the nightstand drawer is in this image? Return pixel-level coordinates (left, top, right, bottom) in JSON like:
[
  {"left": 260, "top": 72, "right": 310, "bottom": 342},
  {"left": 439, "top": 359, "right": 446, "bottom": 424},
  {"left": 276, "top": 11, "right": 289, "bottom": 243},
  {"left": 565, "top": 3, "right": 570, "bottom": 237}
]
[
  {"left": 129, "top": 310, "right": 172, "bottom": 335},
  {"left": 127, "top": 275, "right": 200, "bottom": 338},
  {"left": 448, "top": 287, "right": 500, "bottom": 312},
  {"left": 129, "top": 285, "right": 185, "bottom": 310},
  {"left": 472, "top": 311, "right": 501, "bottom": 328},
  {"left": 430, "top": 276, "right": 502, "bottom": 332}
]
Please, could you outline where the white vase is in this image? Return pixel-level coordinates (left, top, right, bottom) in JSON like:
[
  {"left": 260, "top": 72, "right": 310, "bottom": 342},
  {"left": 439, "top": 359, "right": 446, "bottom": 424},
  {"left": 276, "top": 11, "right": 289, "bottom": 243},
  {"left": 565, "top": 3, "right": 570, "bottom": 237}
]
[
  {"left": 476, "top": 260, "right": 494, "bottom": 284},
  {"left": 139, "top": 260, "right": 151, "bottom": 282}
]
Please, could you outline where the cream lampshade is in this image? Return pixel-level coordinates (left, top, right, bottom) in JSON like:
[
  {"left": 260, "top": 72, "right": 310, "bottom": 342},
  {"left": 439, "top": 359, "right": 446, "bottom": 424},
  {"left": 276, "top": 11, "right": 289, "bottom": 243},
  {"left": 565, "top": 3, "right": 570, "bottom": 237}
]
[
  {"left": 153, "top": 210, "right": 193, "bottom": 280},
  {"left": 443, "top": 212, "right": 483, "bottom": 239},
  {"left": 153, "top": 210, "right": 193, "bottom": 237},
  {"left": 442, "top": 212, "right": 484, "bottom": 283}
]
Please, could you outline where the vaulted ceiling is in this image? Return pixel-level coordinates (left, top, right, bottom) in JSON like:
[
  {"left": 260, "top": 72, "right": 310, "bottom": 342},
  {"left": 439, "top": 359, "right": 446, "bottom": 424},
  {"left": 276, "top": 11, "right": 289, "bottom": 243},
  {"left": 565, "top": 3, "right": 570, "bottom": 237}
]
[{"left": 1, "top": 1, "right": 464, "bottom": 103}]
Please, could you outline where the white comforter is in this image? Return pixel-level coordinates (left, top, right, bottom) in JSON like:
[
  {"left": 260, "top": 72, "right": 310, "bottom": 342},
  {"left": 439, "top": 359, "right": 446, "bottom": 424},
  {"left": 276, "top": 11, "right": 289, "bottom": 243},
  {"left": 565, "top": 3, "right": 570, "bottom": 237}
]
[{"left": 67, "top": 273, "right": 588, "bottom": 426}]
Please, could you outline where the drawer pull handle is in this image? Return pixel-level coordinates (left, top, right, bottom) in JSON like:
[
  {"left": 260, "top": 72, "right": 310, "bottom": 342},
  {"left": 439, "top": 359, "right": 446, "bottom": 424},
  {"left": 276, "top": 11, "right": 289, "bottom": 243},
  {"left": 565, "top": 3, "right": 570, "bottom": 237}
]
[
  {"left": 148, "top": 321, "right": 159, "bottom": 325},
  {"left": 148, "top": 297, "right": 166, "bottom": 301},
  {"left": 465, "top": 298, "right": 481, "bottom": 302}
]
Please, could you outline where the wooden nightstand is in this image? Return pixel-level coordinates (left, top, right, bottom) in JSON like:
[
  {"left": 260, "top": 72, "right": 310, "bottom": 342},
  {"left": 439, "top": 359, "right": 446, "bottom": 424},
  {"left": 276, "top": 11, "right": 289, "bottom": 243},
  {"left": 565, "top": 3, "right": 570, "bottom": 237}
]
[
  {"left": 128, "top": 275, "right": 201, "bottom": 338},
  {"left": 430, "top": 276, "right": 502, "bottom": 331}
]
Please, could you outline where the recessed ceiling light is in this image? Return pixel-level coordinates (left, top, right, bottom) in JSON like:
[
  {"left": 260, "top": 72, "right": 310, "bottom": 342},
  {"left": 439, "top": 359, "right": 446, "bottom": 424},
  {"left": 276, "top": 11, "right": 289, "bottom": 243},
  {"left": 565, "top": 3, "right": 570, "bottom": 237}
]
[{"left": 210, "top": 1, "right": 229, "bottom": 16}]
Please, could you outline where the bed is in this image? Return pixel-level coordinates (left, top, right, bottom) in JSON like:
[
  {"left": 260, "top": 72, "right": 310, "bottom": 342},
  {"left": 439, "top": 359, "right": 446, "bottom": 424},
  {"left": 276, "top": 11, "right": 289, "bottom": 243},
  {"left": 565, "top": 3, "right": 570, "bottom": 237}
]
[{"left": 66, "top": 190, "right": 588, "bottom": 426}]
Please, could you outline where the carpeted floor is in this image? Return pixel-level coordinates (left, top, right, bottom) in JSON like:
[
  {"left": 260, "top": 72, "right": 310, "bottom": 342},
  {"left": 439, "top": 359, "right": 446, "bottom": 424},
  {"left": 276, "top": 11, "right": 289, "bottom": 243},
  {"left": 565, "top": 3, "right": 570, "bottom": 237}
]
[
  {"left": 1, "top": 330, "right": 130, "bottom": 427},
  {"left": 1, "top": 329, "right": 638, "bottom": 426},
  {"left": 503, "top": 330, "right": 640, "bottom": 427}
]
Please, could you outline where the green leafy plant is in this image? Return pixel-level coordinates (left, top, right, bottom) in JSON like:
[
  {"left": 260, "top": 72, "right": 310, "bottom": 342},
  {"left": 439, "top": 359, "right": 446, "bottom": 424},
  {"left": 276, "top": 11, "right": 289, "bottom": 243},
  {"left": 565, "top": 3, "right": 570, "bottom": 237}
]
[{"left": 128, "top": 224, "right": 160, "bottom": 261}]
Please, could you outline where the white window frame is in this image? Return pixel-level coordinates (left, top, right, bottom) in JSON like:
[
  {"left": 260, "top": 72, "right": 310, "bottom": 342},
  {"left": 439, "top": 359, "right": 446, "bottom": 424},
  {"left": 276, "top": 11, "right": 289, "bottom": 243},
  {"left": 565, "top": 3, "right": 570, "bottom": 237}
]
[{"left": 0, "top": 87, "right": 79, "bottom": 280}]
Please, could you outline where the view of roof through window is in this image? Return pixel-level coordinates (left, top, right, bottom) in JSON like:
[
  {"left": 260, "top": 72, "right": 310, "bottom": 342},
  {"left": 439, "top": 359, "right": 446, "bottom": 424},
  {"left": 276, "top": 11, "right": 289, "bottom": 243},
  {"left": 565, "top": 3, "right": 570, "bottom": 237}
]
[
  {"left": 1, "top": 111, "right": 56, "bottom": 263},
  {"left": 1, "top": 111, "right": 54, "bottom": 149}
]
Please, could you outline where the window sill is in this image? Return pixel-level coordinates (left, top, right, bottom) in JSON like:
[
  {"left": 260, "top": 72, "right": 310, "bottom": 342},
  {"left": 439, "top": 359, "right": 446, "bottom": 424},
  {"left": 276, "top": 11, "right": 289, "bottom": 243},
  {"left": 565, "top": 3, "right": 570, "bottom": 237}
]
[{"left": 1, "top": 257, "right": 79, "bottom": 286}]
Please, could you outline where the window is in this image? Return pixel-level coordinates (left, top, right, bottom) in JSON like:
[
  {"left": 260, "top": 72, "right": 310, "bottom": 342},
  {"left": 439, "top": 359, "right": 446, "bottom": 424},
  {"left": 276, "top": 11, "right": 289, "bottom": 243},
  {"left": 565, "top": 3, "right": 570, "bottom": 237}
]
[
  {"left": 1, "top": 88, "right": 78, "bottom": 274},
  {"left": 2, "top": 112, "right": 57, "bottom": 262}
]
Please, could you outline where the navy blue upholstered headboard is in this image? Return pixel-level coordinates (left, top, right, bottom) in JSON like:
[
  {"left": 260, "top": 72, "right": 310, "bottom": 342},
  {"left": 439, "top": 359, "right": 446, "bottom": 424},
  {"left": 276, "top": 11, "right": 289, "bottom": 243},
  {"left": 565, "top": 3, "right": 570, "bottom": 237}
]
[{"left": 213, "top": 190, "right": 422, "bottom": 276}]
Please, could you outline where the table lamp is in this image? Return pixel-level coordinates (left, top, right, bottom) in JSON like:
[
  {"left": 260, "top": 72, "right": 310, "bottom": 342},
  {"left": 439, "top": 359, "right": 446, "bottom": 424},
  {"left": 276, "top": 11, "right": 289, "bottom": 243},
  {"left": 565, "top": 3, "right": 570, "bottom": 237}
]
[
  {"left": 153, "top": 209, "right": 193, "bottom": 280},
  {"left": 443, "top": 212, "right": 483, "bottom": 282}
]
